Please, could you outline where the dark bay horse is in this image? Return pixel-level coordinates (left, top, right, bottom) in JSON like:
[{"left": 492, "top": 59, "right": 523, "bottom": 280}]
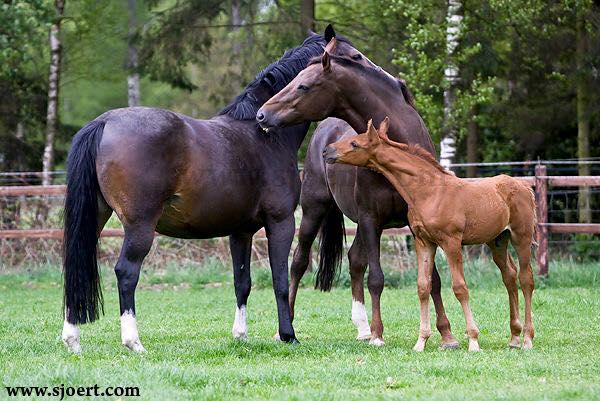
[
  {"left": 257, "top": 31, "right": 459, "bottom": 348},
  {"left": 61, "top": 32, "right": 350, "bottom": 353}
]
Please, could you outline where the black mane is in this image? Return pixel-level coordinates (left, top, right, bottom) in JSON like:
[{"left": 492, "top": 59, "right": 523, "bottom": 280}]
[{"left": 219, "top": 34, "right": 351, "bottom": 120}]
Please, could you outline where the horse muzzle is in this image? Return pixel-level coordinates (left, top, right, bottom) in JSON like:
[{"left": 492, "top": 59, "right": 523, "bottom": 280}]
[{"left": 322, "top": 146, "right": 339, "bottom": 164}]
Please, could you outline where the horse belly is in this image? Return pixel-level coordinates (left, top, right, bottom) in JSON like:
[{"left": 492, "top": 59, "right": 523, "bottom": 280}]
[
  {"left": 462, "top": 195, "right": 510, "bottom": 244},
  {"left": 156, "top": 186, "right": 261, "bottom": 239}
]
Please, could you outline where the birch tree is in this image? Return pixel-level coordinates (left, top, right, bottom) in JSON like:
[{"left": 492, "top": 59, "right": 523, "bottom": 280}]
[
  {"left": 42, "top": 0, "right": 65, "bottom": 186},
  {"left": 439, "top": 0, "right": 462, "bottom": 169},
  {"left": 127, "top": 0, "right": 140, "bottom": 107}
]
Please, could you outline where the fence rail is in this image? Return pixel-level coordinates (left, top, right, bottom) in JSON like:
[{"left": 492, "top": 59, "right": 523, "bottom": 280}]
[{"left": 1, "top": 165, "right": 598, "bottom": 276}]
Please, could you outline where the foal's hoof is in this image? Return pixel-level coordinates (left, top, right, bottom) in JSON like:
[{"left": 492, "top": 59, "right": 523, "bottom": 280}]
[
  {"left": 522, "top": 338, "right": 533, "bottom": 350},
  {"left": 369, "top": 337, "right": 385, "bottom": 347},
  {"left": 123, "top": 339, "right": 146, "bottom": 353},
  {"left": 62, "top": 336, "right": 82, "bottom": 354},
  {"left": 273, "top": 332, "right": 281, "bottom": 341},
  {"left": 232, "top": 328, "right": 248, "bottom": 341},
  {"left": 508, "top": 336, "right": 521, "bottom": 349},
  {"left": 356, "top": 333, "right": 372, "bottom": 341},
  {"left": 468, "top": 339, "right": 481, "bottom": 352},
  {"left": 439, "top": 340, "right": 460, "bottom": 350}
]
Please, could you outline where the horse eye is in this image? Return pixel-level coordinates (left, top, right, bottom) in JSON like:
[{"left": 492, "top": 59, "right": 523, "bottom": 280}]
[
  {"left": 351, "top": 141, "right": 360, "bottom": 148},
  {"left": 351, "top": 54, "right": 363, "bottom": 61},
  {"left": 297, "top": 84, "right": 310, "bottom": 91}
]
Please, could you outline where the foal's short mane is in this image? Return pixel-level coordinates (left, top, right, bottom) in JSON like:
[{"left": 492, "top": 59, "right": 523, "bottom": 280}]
[
  {"left": 383, "top": 140, "right": 451, "bottom": 175},
  {"left": 308, "top": 54, "right": 417, "bottom": 110},
  {"left": 219, "top": 34, "right": 352, "bottom": 120}
]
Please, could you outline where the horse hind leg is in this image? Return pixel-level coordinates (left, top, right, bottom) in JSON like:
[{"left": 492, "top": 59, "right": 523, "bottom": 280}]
[
  {"left": 61, "top": 195, "right": 113, "bottom": 354},
  {"left": 115, "top": 220, "right": 156, "bottom": 352},
  {"left": 510, "top": 227, "right": 535, "bottom": 350},
  {"left": 487, "top": 229, "right": 522, "bottom": 348}
]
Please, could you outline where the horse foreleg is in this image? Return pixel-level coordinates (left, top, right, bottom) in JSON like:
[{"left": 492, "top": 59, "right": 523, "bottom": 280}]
[
  {"left": 358, "top": 218, "right": 385, "bottom": 346},
  {"left": 444, "top": 240, "right": 480, "bottom": 351},
  {"left": 348, "top": 234, "right": 370, "bottom": 341},
  {"left": 413, "top": 236, "right": 436, "bottom": 352},
  {"left": 115, "top": 223, "right": 155, "bottom": 353},
  {"left": 266, "top": 216, "right": 297, "bottom": 343},
  {"left": 230, "top": 233, "right": 253, "bottom": 341}
]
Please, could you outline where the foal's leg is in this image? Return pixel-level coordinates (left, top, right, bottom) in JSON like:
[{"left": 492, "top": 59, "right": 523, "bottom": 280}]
[
  {"left": 359, "top": 218, "right": 385, "bottom": 346},
  {"left": 487, "top": 231, "right": 522, "bottom": 348},
  {"left": 413, "top": 237, "right": 437, "bottom": 352},
  {"left": 115, "top": 222, "right": 156, "bottom": 352},
  {"left": 265, "top": 216, "right": 297, "bottom": 343},
  {"left": 230, "top": 233, "right": 253, "bottom": 340},
  {"left": 443, "top": 240, "right": 480, "bottom": 351},
  {"left": 61, "top": 198, "right": 112, "bottom": 354},
  {"left": 348, "top": 234, "right": 371, "bottom": 340},
  {"left": 512, "top": 232, "right": 535, "bottom": 349},
  {"left": 431, "top": 265, "right": 459, "bottom": 349}
]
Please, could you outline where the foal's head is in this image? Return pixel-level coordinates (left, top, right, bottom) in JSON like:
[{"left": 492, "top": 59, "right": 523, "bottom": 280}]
[
  {"left": 323, "top": 118, "right": 390, "bottom": 167},
  {"left": 256, "top": 26, "right": 384, "bottom": 130}
]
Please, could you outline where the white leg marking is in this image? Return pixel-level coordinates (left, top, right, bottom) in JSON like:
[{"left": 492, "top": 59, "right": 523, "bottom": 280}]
[
  {"left": 232, "top": 305, "right": 248, "bottom": 340},
  {"left": 351, "top": 300, "right": 371, "bottom": 340},
  {"left": 121, "top": 310, "right": 146, "bottom": 353},
  {"left": 61, "top": 320, "right": 81, "bottom": 354}
]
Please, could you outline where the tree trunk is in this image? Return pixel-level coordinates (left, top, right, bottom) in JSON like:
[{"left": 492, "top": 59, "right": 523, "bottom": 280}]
[
  {"left": 577, "top": 5, "right": 591, "bottom": 224},
  {"left": 466, "top": 108, "right": 478, "bottom": 178},
  {"left": 231, "top": 0, "right": 242, "bottom": 56},
  {"left": 127, "top": 0, "right": 140, "bottom": 107},
  {"left": 42, "top": 0, "right": 65, "bottom": 186},
  {"left": 300, "top": 0, "right": 315, "bottom": 36},
  {"left": 440, "top": 0, "right": 462, "bottom": 169}
]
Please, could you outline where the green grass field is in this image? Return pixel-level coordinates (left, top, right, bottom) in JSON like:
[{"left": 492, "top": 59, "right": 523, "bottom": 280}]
[{"left": 1, "top": 261, "right": 600, "bottom": 400}]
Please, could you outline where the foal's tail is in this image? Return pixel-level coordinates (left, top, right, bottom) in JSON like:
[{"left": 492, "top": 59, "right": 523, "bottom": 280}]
[
  {"left": 314, "top": 203, "right": 345, "bottom": 291},
  {"left": 63, "top": 120, "right": 106, "bottom": 325}
]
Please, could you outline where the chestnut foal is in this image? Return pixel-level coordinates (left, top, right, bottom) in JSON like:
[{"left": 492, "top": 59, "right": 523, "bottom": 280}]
[{"left": 324, "top": 118, "right": 536, "bottom": 351}]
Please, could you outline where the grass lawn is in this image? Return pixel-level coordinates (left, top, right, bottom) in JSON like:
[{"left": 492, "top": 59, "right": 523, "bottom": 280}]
[{"left": 1, "top": 261, "right": 600, "bottom": 400}]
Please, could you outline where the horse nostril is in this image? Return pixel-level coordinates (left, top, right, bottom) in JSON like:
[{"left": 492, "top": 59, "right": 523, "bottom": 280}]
[{"left": 257, "top": 112, "right": 265, "bottom": 122}]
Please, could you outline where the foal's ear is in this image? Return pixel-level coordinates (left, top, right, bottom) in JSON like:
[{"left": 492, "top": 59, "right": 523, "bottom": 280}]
[
  {"left": 366, "top": 119, "right": 379, "bottom": 142},
  {"left": 322, "top": 51, "right": 331, "bottom": 72},
  {"left": 325, "top": 24, "right": 336, "bottom": 43},
  {"left": 378, "top": 117, "right": 390, "bottom": 141},
  {"left": 325, "top": 36, "right": 338, "bottom": 53}
]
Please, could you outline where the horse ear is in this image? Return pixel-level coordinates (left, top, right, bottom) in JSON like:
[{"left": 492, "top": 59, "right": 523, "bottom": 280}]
[
  {"left": 367, "top": 119, "right": 379, "bottom": 142},
  {"left": 378, "top": 117, "right": 390, "bottom": 141},
  {"left": 324, "top": 36, "right": 338, "bottom": 53},
  {"left": 321, "top": 51, "right": 331, "bottom": 72},
  {"left": 308, "top": 29, "right": 318, "bottom": 37},
  {"left": 324, "top": 24, "right": 336, "bottom": 43}
]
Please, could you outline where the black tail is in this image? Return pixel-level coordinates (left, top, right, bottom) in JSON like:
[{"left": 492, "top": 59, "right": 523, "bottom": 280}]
[
  {"left": 315, "top": 203, "right": 345, "bottom": 291},
  {"left": 63, "top": 120, "right": 106, "bottom": 324}
]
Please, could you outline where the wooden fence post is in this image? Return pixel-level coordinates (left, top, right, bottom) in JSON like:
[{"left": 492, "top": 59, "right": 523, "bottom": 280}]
[{"left": 535, "top": 164, "right": 549, "bottom": 276}]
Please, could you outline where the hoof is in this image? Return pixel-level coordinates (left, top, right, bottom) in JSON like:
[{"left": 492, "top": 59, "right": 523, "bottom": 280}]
[
  {"left": 369, "top": 337, "right": 385, "bottom": 347},
  {"left": 440, "top": 340, "right": 460, "bottom": 350},
  {"left": 232, "top": 329, "right": 248, "bottom": 341},
  {"left": 288, "top": 338, "right": 301, "bottom": 345},
  {"left": 62, "top": 336, "right": 81, "bottom": 354},
  {"left": 413, "top": 343, "right": 425, "bottom": 352},
  {"left": 508, "top": 336, "right": 521, "bottom": 349},
  {"left": 123, "top": 339, "right": 146, "bottom": 353},
  {"left": 356, "top": 332, "right": 372, "bottom": 341},
  {"left": 61, "top": 321, "right": 81, "bottom": 354},
  {"left": 468, "top": 339, "right": 481, "bottom": 352},
  {"left": 273, "top": 332, "right": 281, "bottom": 341},
  {"left": 522, "top": 338, "right": 533, "bottom": 350}
]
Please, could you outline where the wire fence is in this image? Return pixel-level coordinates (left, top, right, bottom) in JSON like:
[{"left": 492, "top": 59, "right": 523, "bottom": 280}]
[{"left": 1, "top": 159, "right": 598, "bottom": 271}]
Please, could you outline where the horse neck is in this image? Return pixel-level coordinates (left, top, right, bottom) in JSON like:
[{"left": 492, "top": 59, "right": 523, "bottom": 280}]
[
  {"left": 368, "top": 146, "right": 454, "bottom": 212},
  {"left": 336, "top": 73, "right": 407, "bottom": 134},
  {"left": 276, "top": 122, "right": 311, "bottom": 156}
]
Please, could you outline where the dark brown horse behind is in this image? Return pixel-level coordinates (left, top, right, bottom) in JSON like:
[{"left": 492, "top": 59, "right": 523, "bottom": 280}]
[
  {"left": 257, "top": 29, "right": 458, "bottom": 348},
  {"left": 61, "top": 31, "right": 349, "bottom": 353}
]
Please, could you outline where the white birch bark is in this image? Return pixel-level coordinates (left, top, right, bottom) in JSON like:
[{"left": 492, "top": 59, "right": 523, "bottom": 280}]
[
  {"left": 42, "top": 0, "right": 65, "bottom": 186},
  {"left": 127, "top": 0, "right": 140, "bottom": 107},
  {"left": 440, "top": 0, "right": 462, "bottom": 169}
]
